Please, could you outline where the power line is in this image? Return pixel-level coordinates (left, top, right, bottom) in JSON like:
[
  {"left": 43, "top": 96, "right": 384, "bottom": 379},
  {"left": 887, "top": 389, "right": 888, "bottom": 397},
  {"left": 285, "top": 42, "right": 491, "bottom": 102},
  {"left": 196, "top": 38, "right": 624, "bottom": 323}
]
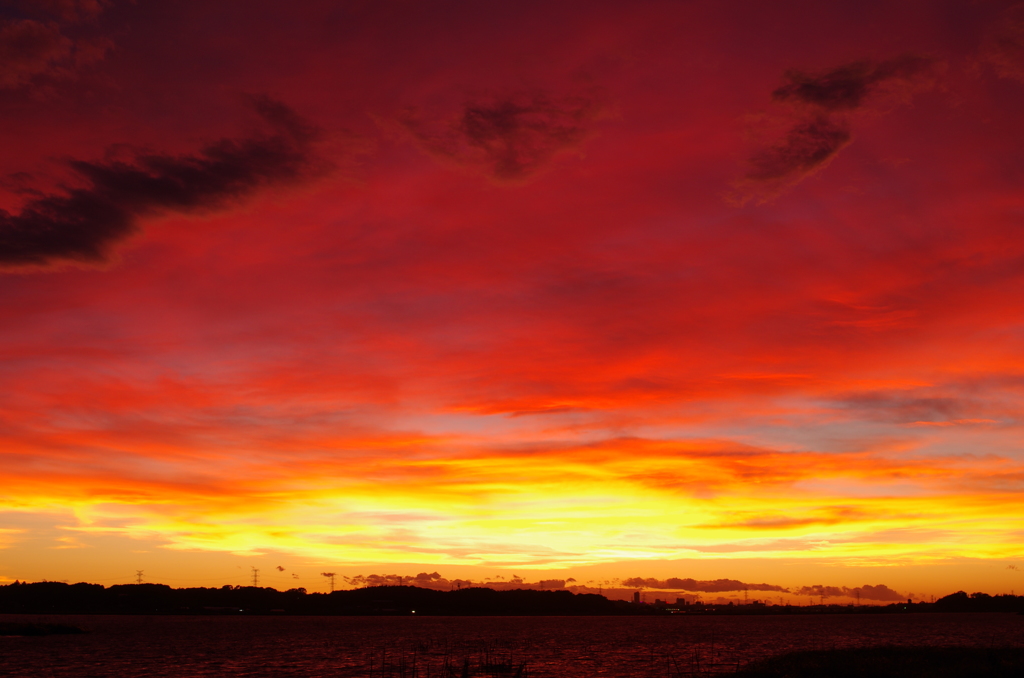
[
  {"left": 251, "top": 567, "right": 260, "bottom": 587},
  {"left": 321, "top": 572, "right": 336, "bottom": 592},
  {"left": 135, "top": 570, "right": 144, "bottom": 585}
]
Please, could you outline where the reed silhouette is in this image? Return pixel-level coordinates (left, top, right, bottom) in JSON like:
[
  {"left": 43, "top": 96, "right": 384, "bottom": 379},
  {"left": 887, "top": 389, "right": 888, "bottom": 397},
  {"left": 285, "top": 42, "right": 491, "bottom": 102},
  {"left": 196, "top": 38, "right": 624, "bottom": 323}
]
[{"left": 735, "top": 646, "right": 1024, "bottom": 678}]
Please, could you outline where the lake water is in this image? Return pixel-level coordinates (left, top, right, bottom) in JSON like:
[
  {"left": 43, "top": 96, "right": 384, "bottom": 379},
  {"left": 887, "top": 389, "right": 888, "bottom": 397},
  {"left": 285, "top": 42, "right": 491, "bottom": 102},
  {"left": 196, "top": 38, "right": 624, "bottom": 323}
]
[{"left": 2, "top": 613, "right": 1023, "bottom": 677}]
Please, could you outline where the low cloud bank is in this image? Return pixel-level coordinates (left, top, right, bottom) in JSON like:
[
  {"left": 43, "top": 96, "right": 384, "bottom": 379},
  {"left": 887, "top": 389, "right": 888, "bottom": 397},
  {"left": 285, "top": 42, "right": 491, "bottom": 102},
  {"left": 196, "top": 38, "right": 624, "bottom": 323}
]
[
  {"left": 621, "top": 577, "right": 788, "bottom": 593},
  {"left": 795, "top": 583, "right": 905, "bottom": 602}
]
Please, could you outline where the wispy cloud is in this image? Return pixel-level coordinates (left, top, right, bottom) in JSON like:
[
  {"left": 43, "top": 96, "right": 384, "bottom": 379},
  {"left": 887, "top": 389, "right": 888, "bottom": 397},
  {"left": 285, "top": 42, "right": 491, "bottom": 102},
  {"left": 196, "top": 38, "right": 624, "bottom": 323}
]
[
  {"left": 0, "top": 0, "right": 113, "bottom": 90},
  {"left": 734, "top": 54, "right": 936, "bottom": 202},
  {"left": 743, "top": 115, "right": 851, "bottom": 184},
  {"left": 15, "top": 1, "right": 111, "bottom": 23},
  {"left": 980, "top": 4, "right": 1024, "bottom": 81},
  {"left": 771, "top": 55, "right": 934, "bottom": 111},
  {"left": 399, "top": 89, "right": 603, "bottom": 181},
  {"left": 0, "top": 19, "right": 73, "bottom": 88}
]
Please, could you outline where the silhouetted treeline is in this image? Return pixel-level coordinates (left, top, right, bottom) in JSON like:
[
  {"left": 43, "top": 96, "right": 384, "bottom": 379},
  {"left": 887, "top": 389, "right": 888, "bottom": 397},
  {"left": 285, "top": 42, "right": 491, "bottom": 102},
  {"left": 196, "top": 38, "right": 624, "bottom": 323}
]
[
  {"left": 0, "top": 582, "right": 649, "bottom": 615},
  {"left": 2, "top": 582, "right": 1021, "bottom": 616},
  {"left": 671, "top": 592, "right": 1024, "bottom": 616},
  {"left": 670, "top": 591, "right": 1024, "bottom": 615},
  {"left": 930, "top": 590, "right": 1024, "bottom": 613}
]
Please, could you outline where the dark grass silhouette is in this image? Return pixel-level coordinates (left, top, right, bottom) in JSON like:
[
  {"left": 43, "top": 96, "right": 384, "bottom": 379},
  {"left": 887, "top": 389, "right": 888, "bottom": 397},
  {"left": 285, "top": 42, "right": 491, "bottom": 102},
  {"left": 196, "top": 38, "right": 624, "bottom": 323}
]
[{"left": 736, "top": 647, "right": 1024, "bottom": 678}]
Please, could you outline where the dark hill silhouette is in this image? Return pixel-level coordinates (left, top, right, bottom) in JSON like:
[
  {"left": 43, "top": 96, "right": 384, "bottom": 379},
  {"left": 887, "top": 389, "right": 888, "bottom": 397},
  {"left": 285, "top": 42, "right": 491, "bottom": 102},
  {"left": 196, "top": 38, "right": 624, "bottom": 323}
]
[{"left": 0, "top": 581, "right": 646, "bottom": 615}]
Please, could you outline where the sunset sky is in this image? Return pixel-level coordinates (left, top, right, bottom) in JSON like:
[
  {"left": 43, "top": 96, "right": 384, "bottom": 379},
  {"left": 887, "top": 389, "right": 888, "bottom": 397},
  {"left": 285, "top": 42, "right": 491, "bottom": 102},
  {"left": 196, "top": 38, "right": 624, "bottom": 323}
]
[{"left": 3, "top": 0, "right": 1024, "bottom": 603}]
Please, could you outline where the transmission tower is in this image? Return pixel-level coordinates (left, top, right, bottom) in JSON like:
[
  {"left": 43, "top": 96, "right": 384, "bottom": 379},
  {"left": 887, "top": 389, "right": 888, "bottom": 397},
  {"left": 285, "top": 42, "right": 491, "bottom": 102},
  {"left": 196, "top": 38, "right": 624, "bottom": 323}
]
[
  {"left": 135, "top": 570, "right": 144, "bottom": 585},
  {"left": 251, "top": 567, "right": 260, "bottom": 587},
  {"left": 321, "top": 572, "right": 336, "bottom": 592}
]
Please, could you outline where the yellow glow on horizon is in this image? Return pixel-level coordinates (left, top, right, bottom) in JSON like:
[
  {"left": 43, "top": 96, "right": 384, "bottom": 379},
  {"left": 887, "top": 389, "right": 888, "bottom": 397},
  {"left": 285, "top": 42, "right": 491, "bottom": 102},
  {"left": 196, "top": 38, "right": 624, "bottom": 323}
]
[{"left": 4, "top": 432, "right": 1023, "bottom": 571}]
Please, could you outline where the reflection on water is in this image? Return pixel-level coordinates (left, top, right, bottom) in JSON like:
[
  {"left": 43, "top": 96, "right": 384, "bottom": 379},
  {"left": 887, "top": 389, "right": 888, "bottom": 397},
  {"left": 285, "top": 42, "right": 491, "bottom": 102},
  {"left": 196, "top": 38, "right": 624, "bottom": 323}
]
[{"left": 2, "top": 613, "right": 1023, "bottom": 677}]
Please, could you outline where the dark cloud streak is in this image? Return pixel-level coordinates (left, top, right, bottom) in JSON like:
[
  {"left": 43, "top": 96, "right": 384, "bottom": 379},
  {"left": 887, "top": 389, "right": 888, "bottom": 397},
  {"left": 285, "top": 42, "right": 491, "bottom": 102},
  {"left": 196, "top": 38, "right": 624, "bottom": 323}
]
[
  {"left": 0, "top": 96, "right": 324, "bottom": 270},
  {"left": 400, "top": 90, "right": 601, "bottom": 181},
  {"left": 736, "top": 53, "right": 935, "bottom": 202},
  {"left": 745, "top": 115, "right": 851, "bottom": 183},
  {"left": 772, "top": 54, "right": 934, "bottom": 111}
]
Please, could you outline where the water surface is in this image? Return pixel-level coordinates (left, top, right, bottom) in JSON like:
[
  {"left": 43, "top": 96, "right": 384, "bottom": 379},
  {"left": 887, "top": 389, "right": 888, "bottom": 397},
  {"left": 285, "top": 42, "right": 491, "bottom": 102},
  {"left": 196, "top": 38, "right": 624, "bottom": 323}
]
[{"left": 2, "top": 613, "right": 1022, "bottom": 677}]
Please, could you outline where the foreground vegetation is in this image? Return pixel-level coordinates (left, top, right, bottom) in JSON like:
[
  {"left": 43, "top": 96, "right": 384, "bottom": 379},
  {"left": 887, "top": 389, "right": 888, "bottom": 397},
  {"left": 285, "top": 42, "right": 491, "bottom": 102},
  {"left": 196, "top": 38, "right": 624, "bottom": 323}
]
[{"left": 736, "top": 647, "right": 1024, "bottom": 678}]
